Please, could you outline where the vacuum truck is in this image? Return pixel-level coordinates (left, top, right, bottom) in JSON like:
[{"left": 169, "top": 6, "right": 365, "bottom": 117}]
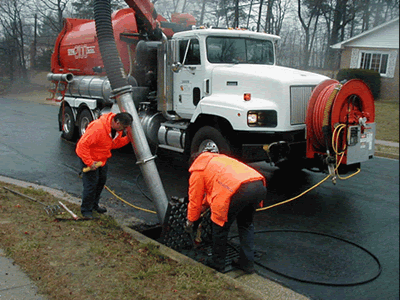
[{"left": 47, "top": 0, "right": 376, "bottom": 175}]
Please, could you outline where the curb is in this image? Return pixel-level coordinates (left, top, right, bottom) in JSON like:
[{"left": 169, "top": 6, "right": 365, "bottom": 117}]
[{"left": 375, "top": 140, "right": 399, "bottom": 148}]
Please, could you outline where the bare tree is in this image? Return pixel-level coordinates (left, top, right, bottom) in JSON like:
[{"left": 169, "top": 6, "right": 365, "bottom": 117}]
[
  {"left": 36, "top": 0, "right": 70, "bottom": 35},
  {"left": 198, "top": 0, "right": 208, "bottom": 24},
  {"left": 256, "top": 0, "right": 264, "bottom": 31},
  {"left": 298, "top": 0, "right": 323, "bottom": 69},
  {"left": 359, "top": 0, "right": 399, "bottom": 31},
  {"left": 0, "top": 35, "right": 17, "bottom": 81},
  {"left": 316, "top": 0, "right": 356, "bottom": 69},
  {"left": 264, "top": 0, "right": 274, "bottom": 33},
  {"left": 273, "top": 0, "right": 290, "bottom": 35},
  {"left": 234, "top": 0, "right": 240, "bottom": 27},
  {"left": 0, "top": 0, "right": 33, "bottom": 81},
  {"left": 246, "top": 0, "right": 255, "bottom": 28}
]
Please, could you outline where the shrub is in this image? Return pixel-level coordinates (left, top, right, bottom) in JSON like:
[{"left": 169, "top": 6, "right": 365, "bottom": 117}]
[{"left": 336, "top": 68, "right": 381, "bottom": 99}]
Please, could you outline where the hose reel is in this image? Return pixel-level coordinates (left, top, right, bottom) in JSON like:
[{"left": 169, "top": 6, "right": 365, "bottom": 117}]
[{"left": 306, "top": 79, "right": 376, "bottom": 176}]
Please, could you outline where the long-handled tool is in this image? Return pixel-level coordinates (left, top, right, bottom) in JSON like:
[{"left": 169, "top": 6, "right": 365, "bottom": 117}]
[
  {"left": 58, "top": 201, "right": 79, "bottom": 220},
  {"left": 3, "top": 186, "right": 62, "bottom": 216},
  {"left": 82, "top": 161, "right": 102, "bottom": 173},
  {"left": 3, "top": 186, "right": 81, "bottom": 220},
  {"left": 79, "top": 161, "right": 103, "bottom": 178}
]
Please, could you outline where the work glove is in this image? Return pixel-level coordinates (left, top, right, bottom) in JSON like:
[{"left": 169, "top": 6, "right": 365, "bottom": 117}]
[{"left": 184, "top": 220, "right": 194, "bottom": 234}]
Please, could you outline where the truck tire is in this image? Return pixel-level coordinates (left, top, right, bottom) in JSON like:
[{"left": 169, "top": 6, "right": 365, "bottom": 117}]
[
  {"left": 191, "top": 126, "right": 232, "bottom": 156},
  {"left": 60, "top": 105, "right": 76, "bottom": 141},
  {"left": 78, "top": 109, "right": 93, "bottom": 138}
]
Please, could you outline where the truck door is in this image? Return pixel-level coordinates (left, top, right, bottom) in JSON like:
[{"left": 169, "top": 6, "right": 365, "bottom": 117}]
[{"left": 173, "top": 38, "right": 204, "bottom": 118}]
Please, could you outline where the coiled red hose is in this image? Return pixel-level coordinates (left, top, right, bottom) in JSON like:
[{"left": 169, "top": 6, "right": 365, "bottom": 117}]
[{"left": 306, "top": 79, "right": 375, "bottom": 159}]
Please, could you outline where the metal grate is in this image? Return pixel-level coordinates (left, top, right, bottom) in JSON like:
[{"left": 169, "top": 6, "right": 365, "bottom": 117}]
[{"left": 290, "top": 85, "right": 315, "bottom": 125}]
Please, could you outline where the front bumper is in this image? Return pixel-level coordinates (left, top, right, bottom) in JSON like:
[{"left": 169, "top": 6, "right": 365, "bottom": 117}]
[{"left": 235, "top": 129, "right": 306, "bottom": 162}]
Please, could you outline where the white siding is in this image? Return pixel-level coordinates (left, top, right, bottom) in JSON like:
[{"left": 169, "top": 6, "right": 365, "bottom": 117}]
[{"left": 347, "top": 22, "right": 399, "bottom": 49}]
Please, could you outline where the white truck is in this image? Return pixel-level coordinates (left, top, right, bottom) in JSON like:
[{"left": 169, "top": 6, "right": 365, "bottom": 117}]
[
  {"left": 48, "top": 1, "right": 375, "bottom": 174},
  {"left": 49, "top": 22, "right": 329, "bottom": 168}
]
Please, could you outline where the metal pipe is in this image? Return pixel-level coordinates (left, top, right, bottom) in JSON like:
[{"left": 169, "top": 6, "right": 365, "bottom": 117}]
[
  {"left": 47, "top": 72, "right": 74, "bottom": 83},
  {"left": 115, "top": 88, "right": 169, "bottom": 224},
  {"left": 94, "top": 0, "right": 169, "bottom": 224},
  {"left": 157, "top": 33, "right": 181, "bottom": 121}
]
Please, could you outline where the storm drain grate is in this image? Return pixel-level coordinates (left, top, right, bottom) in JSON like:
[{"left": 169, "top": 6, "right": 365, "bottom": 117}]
[
  {"left": 161, "top": 197, "right": 212, "bottom": 250},
  {"left": 160, "top": 197, "right": 242, "bottom": 273}
]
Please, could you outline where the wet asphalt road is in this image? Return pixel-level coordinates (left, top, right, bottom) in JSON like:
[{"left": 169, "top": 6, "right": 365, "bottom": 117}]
[{"left": 0, "top": 97, "right": 398, "bottom": 300}]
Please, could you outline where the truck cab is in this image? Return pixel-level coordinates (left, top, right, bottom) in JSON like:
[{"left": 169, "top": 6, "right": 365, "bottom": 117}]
[{"left": 153, "top": 28, "right": 328, "bottom": 162}]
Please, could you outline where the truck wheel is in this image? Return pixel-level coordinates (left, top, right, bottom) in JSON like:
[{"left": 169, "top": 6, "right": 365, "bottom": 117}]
[
  {"left": 191, "top": 126, "right": 232, "bottom": 156},
  {"left": 60, "top": 105, "right": 76, "bottom": 141},
  {"left": 78, "top": 109, "right": 93, "bottom": 138}
]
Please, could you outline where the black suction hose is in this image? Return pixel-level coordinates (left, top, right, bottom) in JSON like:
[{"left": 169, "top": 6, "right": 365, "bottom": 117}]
[
  {"left": 92, "top": 0, "right": 170, "bottom": 225},
  {"left": 93, "top": 0, "right": 128, "bottom": 90}
]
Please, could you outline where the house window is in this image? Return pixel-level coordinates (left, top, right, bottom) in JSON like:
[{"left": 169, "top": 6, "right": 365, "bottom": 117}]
[{"left": 359, "top": 51, "right": 389, "bottom": 75}]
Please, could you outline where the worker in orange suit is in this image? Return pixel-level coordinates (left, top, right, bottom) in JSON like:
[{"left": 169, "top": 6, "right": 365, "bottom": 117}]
[
  {"left": 186, "top": 144, "right": 266, "bottom": 273},
  {"left": 76, "top": 112, "right": 133, "bottom": 219}
]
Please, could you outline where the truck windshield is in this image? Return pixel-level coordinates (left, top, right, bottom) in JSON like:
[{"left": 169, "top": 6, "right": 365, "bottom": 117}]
[{"left": 206, "top": 36, "right": 274, "bottom": 65}]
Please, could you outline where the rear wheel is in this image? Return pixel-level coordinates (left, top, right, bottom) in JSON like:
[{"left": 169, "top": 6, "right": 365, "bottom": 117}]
[
  {"left": 190, "top": 126, "right": 232, "bottom": 156},
  {"left": 60, "top": 105, "right": 76, "bottom": 141},
  {"left": 78, "top": 109, "right": 93, "bottom": 138}
]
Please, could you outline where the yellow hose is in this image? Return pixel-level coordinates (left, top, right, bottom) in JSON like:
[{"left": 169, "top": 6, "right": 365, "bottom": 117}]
[
  {"left": 256, "top": 122, "right": 360, "bottom": 212},
  {"left": 104, "top": 185, "right": 156, "bottom": 214},
  {"left": 104, "top": 124, "right": 360, "bottom": 215},
  {"left": 256, "top": 174, "right": 330, "bottom": 212}
]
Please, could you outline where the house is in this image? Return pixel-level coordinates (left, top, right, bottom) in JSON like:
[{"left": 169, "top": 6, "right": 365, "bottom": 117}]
[{"left": 331, "top": 18, "right": 399, "bottom": 100}]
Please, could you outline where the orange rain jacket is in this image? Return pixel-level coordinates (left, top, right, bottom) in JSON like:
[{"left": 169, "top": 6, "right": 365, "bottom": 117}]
[
  {"left": 76, "top": 112, "right": 130, "bottom": 168},
  {"left": 188, "top": 152, "right": 266, "bottom": 227}
]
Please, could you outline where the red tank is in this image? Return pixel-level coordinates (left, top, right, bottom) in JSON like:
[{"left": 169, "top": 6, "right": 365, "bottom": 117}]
[
  {"left": 50, "top": 7, "right": 196, "bottom": 77},
  {"left": 51, "top": 8, "right": 138, "bottom": 76}
]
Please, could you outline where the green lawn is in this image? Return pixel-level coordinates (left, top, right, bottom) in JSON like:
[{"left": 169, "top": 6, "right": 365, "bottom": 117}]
[{"left": 375, "top": 100, "right": 399, "bottom": 142}]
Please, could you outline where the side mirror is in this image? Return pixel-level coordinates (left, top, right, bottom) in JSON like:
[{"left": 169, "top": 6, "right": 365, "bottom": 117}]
[{"left": 172, "top": 62, "right": 183, "bottom": 73}]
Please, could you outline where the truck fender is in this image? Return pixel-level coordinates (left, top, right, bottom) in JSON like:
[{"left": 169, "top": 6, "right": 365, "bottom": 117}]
[{"left": 190, "top": 95, "right": 248, "bottom": 131}]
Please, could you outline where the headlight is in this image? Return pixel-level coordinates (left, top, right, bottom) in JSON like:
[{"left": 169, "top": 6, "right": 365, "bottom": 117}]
[
  {"left": 247, "top": 110, "right": 277, "bottom": 127},
  {"left": 247, "top": 113, "right": 258, "bottom": 124}
]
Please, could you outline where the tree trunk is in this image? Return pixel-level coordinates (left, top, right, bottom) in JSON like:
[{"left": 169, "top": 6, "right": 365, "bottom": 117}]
[
  {"left": 234, "top": 0, "right": 239, "bottom": 27},
  {"left": 257, "top": 0, "right": 264, "bottom": 32},
  {"left": 17, "top": 17, "right": 28, "bottom": 81},
  {"left": 264, "top": 0, "right": 274, "bottom": 33},
  {"left": 326, "top": 0, "right": 348, "bottom": 70},
  {"left": 247, "top": 0, "right": 254, "bottom": 29},
  {"left": 33, "top": 14, "right": 37, "bottom": 69},
  {"left": 181, "top": 0, "right": 188, "bottom": 13},
  {"left": 199, "top": 0, "right": 207, "bottom": 24},
  {"left": 362, "top": 0, "right": 371, "bottom": 31}
]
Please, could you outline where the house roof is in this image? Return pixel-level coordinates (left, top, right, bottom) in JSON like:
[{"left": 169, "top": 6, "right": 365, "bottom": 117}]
[{"left": 331, "top": 17, "right": 399, "bottom": 50}]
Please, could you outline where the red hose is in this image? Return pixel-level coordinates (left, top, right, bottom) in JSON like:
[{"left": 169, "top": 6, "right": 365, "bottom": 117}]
[
  {"left": 306, "top": 79, "right": 375, "bottom": 160},
  {"left": 306, "top": 79, "right": 339, "bottom": 155}
]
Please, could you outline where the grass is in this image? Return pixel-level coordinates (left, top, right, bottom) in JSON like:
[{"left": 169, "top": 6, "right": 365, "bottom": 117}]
[
  {"left": 0, "top": 183, "right": 258, "bottom": 300},
  {"left": 373, "top": 100, "right": 399, "bottom": 159},
  {"left": 374, "top": 100, "right": 399, "bottom": 143}
]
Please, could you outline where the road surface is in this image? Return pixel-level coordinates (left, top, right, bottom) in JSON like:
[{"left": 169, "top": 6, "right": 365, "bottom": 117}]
[{"left": 0, "top": 96, "right": 398, "bottom": 300}]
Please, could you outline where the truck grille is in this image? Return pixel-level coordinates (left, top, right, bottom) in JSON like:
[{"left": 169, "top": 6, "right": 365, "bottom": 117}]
[{"left": 290, "top": 85, "right": 315, "bottom": 125}]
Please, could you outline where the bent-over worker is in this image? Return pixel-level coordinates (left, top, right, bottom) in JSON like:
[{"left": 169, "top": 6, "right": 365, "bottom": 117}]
[
  {"left": 186, "top": 145, "right": 266, "bottom": 273},
  {"left": 76, "top": 112, "right": 133, "bottom": 219}
]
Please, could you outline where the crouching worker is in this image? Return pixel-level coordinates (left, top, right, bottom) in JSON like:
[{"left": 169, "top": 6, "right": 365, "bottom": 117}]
[
  {"left": 76, "top": 112, "right": 133, "bottom": 219},
  {"left": 186, "top": 145, "right": 266, "bottom": 273}
]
